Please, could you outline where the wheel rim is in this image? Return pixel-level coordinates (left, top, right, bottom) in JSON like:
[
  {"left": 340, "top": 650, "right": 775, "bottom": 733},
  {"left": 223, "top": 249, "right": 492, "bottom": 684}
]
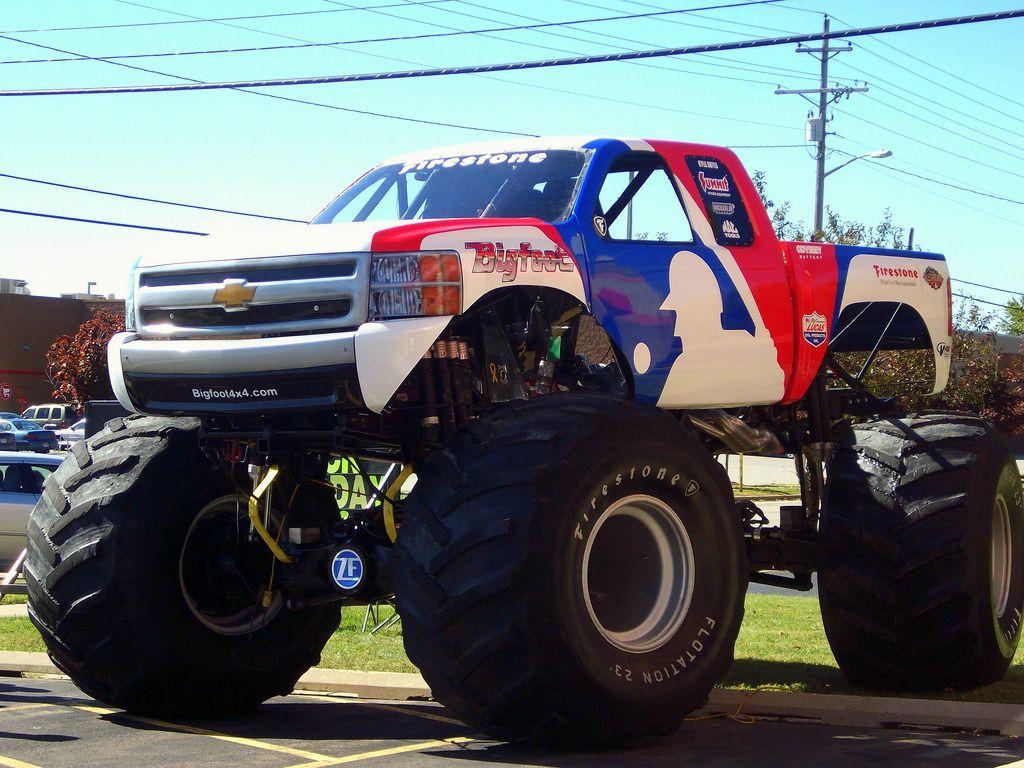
[
  {"left": 581, "top": 494, "right": 694, "bottom": 654},
  {"left": 179, "top": 494, "right": 283, "bottom": 635},
  {"left": 992, "top": 493, "right": 1013, "bottom": 620}
]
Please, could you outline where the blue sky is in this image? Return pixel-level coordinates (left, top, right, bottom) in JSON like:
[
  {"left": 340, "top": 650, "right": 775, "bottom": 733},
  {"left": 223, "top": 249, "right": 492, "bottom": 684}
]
[{"left": 0, "top": 0, "right": 1021, "bottom": 309}]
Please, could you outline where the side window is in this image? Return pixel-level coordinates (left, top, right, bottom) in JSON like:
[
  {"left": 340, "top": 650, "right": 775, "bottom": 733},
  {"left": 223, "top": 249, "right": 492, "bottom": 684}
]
[
  {"left": 0, "top": 464, "right": 25, "bottom": 493},
  {"left": 34, "top": 407, "right": 50, "bottom": 420},
  {"left": 595, "top": 153, "right": 695, "bottom": 244},
  {"left": 25, "top": 464, "right": 54, "bottom": 494},
  {"left": 22, "top": 408, "right": 34, "bottom": 420}
]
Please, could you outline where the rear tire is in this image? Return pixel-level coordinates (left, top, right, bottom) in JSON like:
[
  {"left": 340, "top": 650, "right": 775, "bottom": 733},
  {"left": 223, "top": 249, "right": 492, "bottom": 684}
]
[
  {"left": 25, "top": 415, "right": 340, "bottom": 715},
  {"left": 394, "top": 394, "right": 747, "bottom": 745},
  {"left": 819, "top": 413, "right": 1024, "bottom": 690}
]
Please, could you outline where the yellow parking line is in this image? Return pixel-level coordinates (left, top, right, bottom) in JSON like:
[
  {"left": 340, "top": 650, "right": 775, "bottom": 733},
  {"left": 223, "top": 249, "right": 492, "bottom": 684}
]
[
  {"left": 0, "top": 755, "right": 45, "bottom": 768},
  {"left": 68, "top": 705, "right": 337, "bottom": 763},
  {"left": 294, "top": 694, "right": 467, "bottom": 727},
  {"left": 0, "top": 703, "right": 52, "bottom": 714},
  {"left": 284, "top": 736, "right": 474, "bottom": 768}
]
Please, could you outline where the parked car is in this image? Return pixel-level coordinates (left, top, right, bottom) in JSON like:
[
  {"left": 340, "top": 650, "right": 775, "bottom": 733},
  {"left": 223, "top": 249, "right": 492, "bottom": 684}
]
[
  {"left": 0, "top": 419, "right": 58, "bottom": 452},
  {"left": 0, "top": 413, "right": 20, "bottom": 420},
  {"left": 21, "top": 403, "right": 78, "bottom": 429},
  {"left": 0, "top": 452, "right": 62, "bottom": 570},
  {"left": 55, "top": 419, "right": 86, "bottom": 450}
]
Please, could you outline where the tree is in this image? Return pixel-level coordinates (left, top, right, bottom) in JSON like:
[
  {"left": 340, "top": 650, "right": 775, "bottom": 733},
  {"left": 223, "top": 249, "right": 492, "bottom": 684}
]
[
  {"left": 751, "top": 170, "right": 910, "bottom": 247},
  {"left": 46, "top": 311, "right": 125, "bottom": 409},
  {"left": 1002, "top": 296, "right": 1024, "bottom": 335}
]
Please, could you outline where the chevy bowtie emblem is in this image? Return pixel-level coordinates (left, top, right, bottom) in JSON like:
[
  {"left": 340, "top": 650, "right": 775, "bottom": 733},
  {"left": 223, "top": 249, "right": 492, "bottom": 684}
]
[{"left": 213, "top": 279, "right": 256, "bottom": 311}]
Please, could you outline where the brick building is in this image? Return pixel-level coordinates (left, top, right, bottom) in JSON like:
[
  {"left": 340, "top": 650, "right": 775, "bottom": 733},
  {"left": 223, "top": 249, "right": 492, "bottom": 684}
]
[{"left": 0, "top": 292, "right": 124, "bottom": 412}]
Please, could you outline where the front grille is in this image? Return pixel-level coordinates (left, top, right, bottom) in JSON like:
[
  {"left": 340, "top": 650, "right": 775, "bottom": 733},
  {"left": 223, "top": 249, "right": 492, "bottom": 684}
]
[
  {"left": 142, "top": 299, "right": 352, "bottom": 329},
  {"left": 135, "top": 253, "right": 369, "bottom": 338}
]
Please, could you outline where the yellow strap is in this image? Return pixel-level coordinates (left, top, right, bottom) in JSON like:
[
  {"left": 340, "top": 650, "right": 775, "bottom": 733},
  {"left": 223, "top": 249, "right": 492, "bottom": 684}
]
[
  {"left": 382, "top": 464, "right": 415, "bottom": 543},
  {"left": 248, "top": 465, "right": 292, "bottom": 563}
]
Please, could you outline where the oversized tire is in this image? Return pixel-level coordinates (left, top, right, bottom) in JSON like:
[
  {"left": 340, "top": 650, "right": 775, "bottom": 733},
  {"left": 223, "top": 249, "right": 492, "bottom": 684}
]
[
  {"left": 25, "top": 415, "right": 340, "bottom": 715},
  {"left": 394, "top": 394, "right": 747, "bottom": 745},
  {"left": 819, "top": 413, "right": 1024, "bottom": 690}
]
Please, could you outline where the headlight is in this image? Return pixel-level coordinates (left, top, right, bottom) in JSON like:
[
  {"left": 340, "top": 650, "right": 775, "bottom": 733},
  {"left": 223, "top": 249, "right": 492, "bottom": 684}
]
[
  {"left": 369, "top": 252, "right": 461, "bottom": 320},
  {"left": 123, "top": 257, "right": 141, "bottom": 331}
]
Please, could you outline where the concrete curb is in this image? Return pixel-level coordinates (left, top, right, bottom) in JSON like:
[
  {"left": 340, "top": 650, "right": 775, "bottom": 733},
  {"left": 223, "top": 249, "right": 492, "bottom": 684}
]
[
  {"left": 699, "top": 689, "right": 1024, "bottom": 737},
  {"left": 295, "top": 668, "right": 430, "bottom": 700},
  {"left": 2, "top": 651, "right": 1021, "bottom": 737},
  {"left": 0, "top": 651, "right": 62, "bottom": 676}
]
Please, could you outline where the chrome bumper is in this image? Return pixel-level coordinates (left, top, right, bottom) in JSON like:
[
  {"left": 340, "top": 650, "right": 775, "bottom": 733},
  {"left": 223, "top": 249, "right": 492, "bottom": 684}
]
[{"left": 108, "top": 331, "right": 358, "bottom": 414}]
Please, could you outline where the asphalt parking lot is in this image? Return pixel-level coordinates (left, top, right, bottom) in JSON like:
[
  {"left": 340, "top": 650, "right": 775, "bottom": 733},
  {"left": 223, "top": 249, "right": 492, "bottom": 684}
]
[{"left": 1, "top": 678, "right": 1024, "bottom": 768}]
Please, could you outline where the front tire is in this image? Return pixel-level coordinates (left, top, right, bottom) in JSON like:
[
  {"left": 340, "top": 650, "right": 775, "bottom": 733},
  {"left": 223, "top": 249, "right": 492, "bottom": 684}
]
[
  {"left": 819, "top": 413, "right": 1024, "bottom": 690},
  {"left": 394, "top": 394, "right": 747, "bottom": 744},
  {"left": 25, "top": 415, "right": 340, "bottom": 715}
]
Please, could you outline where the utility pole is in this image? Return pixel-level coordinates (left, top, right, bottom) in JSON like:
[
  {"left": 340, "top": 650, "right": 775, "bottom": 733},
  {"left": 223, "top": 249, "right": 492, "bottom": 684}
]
[{"left": 775, "top": 16, "right": 867, "bottom": 240}]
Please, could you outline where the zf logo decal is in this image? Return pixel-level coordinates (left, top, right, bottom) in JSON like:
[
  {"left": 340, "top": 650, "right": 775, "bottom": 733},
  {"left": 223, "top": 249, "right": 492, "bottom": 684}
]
[
  {"left": 593, "top": 215, "right": 608, "bottom": 237},
  {"left": 331, "top": 549, "right": 364, "bottom": 591}
]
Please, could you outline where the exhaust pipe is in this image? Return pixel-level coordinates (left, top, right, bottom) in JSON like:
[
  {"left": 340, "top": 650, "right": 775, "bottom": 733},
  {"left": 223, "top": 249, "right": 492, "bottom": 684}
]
[{"left": 689, "top": 410, "right": 784, "bottom": 455}]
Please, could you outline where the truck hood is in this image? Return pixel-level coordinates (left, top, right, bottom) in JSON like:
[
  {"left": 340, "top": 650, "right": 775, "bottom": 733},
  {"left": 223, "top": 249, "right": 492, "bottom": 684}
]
[{"left": 136, "top": 221, "right": 399, "bottom": 268}]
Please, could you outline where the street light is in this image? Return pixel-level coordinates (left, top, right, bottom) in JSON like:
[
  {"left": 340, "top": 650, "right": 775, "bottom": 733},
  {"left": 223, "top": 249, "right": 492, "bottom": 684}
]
[{"left": 824, "top": 149, "right": 892, "bottom": 178}]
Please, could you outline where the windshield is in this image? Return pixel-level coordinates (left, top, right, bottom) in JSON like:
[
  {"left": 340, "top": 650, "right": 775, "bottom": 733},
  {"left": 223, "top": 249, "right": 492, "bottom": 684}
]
[
  {"left": 313, "top": 149, "right": 590, "bottom": 225},
  {"left": 12, "top": 420, "right": 40, "bottom": 431}
]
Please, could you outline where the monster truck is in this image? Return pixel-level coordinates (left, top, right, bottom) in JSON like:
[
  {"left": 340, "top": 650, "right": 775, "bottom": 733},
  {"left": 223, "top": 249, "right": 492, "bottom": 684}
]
[{"left": 27, "top": 137, "right": 1022, "bottom": 744}]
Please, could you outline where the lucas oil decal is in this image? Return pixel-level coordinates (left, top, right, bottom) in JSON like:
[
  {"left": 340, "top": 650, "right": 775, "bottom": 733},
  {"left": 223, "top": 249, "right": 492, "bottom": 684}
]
[
  {"left": 801, "top": 311, "right": 828, "bottom": 347},
  {"left": 467, "top": 240, "right": 575, "bottom": 282}
]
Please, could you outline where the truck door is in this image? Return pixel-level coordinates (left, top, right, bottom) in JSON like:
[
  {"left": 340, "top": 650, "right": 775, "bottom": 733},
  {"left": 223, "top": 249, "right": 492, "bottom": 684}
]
[{"left": 577, "top": 144, "right": 794, "bottom": 407}]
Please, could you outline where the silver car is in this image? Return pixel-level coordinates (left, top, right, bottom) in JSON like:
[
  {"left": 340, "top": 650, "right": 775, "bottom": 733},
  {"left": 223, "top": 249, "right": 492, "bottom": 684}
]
[{"left": 0, "top": 451, "right": 63, "bottom": 569}]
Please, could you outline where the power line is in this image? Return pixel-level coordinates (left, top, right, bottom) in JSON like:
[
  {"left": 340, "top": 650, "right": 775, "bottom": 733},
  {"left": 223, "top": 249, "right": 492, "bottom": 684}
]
[
  {"left": 0, "top": 171, "right": 307, "bottom": 221},
  {"left": 828, "top": 12, "right": 1024, "bottom": 127},
  {"left": 954, "top": 279, "right": 1024, "bottom": 296},
  {"left": 953, "top": 293, "right": 1012, "bottom": 309},
  {"left": 0, "top": 18, "right": 531, "bottom": 136},
  {"left": 822, "top": 12, "right": 1024, "bottom": 143},
  {"left": 109, "top": 0, "right": 790, "bottom": 136},
  {"left": 727, "top": 144, "right": 808, "bottom": 148},
  {"left": 0, "top": 0, "right": 785, "bottom": 64},
  {"left": 3, "top": 8, "right": 1022, "bottom": 97},
  {"left": 864, "top": 160, "right": 1024, "bottom": 205},
  {"left": 0, "top": 1, "right": 461, "bottom": 34},
  {"left": 447, "top": 0, "right": 835, "bottom": 88},
  {"left": 0, "top": 207, "right": 205, "bottom": 235},
  {"left": 309, "top": 0, "right": 797, "bottom": 129},
  {"left": 852, "top": 158, "right": 1024, "bottom": 230},
  {"left": 833, "top": 106, "right": 1024, "bottom": 183}
]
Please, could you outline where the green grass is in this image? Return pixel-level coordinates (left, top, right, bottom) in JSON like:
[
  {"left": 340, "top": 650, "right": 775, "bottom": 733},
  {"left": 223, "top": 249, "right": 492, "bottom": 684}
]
[
  {"left": 4, "top": 594, "right": 1024, "bottom": 703},
  {"left": 0, "top": 593, "right": 26, "bottom": 605},
  {"left": 732, "top": 483, "right": 800, "bottom": 497},
  {"left": 0, "top": 616, "right": 44, "bottom": 653},
  {"left": 727, "top": 594, "right": 1024, "bottom": 704}
]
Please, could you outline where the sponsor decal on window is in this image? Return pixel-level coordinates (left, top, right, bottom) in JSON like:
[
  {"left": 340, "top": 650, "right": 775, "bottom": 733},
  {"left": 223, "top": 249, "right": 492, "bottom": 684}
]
[
  {"left": 685, "top": 155, "right": 754, "bottom": 247},
  {"left": 400, "top": 151, "right": 548, "bottom": 174}
]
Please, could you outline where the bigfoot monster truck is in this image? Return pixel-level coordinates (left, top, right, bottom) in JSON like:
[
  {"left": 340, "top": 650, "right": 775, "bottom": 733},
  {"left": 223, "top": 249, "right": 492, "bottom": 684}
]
[{"left": 27, "top": 137, "right": 1022, "bottom": 744}]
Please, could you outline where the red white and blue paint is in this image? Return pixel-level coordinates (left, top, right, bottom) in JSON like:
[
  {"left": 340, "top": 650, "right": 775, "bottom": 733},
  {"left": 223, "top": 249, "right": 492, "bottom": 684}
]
[{"left": 358, "top": 136, "right": 951, "bottom": 409}]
